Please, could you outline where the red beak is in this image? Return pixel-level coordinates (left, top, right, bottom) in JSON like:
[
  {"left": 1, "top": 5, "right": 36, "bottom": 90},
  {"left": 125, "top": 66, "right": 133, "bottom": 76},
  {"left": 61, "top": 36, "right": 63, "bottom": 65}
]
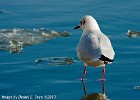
[{"left": 74, "top": 25, "right": 81, "bottom": 29}]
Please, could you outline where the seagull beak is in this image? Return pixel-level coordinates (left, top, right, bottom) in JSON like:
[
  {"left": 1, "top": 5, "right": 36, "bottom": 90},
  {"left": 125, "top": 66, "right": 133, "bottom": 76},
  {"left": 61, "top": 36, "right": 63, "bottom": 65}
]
[{"left": 74, "top": 25, "right": 81, "bottom": 29}]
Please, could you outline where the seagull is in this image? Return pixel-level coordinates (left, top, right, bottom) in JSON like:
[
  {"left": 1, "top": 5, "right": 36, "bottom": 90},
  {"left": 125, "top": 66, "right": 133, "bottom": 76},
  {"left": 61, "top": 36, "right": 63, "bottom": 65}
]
[{"left": 74, "top": 15, "right": 115, "bottom": 81}]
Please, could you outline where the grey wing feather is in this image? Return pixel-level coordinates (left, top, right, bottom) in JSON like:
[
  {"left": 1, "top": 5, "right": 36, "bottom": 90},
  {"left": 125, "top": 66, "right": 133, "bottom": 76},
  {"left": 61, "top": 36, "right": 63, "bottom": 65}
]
[
  {"left": 77, "top": 34, "right": 102, "bottom": 61},
  {"left": 98, "top": 34, "right": 115, "bottom": 60}
]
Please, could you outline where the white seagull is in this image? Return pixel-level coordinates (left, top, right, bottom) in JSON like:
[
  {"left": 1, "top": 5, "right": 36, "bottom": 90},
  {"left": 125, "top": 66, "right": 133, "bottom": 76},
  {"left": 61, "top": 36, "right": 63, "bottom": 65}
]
[{"left": 74, "top": 15, "right": 115, "bottom": 81}]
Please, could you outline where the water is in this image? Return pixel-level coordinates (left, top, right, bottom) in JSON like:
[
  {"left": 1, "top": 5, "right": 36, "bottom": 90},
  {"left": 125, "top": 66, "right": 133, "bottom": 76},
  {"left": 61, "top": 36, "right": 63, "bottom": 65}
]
[{"left": 0, "top": 0, "right": 140, "bottom": 100}]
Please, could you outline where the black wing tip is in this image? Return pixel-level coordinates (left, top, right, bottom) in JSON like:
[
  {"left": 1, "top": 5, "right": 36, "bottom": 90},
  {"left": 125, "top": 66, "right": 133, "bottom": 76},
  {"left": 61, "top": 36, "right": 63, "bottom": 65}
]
[{"left": 99, "top": 55, "right": 114, "bottom": 62}]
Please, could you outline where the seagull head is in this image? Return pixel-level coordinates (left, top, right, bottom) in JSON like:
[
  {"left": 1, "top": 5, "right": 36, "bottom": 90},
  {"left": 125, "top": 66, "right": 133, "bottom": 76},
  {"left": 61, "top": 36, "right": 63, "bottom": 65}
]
[{"left": 74, "top": 15, "right": 101, "bottom": 33}]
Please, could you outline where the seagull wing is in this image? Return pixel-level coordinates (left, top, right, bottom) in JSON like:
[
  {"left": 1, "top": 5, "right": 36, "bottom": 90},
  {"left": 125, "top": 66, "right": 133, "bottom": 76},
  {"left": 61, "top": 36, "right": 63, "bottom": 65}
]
[
  {"left": 98, "top": 33, "right": 115, "bottom": 61},
  {"left": 77, "top": 33, "right": 115, "bottom": 63},
  {"left": 77, "top": 33, "right": 102, "bottom": 61}
]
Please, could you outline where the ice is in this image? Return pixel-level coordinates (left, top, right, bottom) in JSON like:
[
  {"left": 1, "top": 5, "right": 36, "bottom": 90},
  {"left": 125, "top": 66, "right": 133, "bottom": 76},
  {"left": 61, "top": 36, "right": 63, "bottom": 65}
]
[
  {"left": 127, "top": 30, "right": 140, "bottom": 37},
  {"left": 0, "top": 28, "right": 70, "bottom": 53},
  {"left": 35, "top": 57, "right": 76, "bottom": 66}
]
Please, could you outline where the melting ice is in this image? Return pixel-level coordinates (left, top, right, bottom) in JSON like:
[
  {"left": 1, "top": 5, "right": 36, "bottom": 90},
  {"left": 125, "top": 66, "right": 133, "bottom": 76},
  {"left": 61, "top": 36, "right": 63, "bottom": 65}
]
[
  {"left": 35, "top": 57, "right": 76, "bottom": 66},
  {"left": 127, "top": 30, "right": 140, "bottom": 37},
  {"left": 0, "top": 28, "right": 70, "bottom": 53}
]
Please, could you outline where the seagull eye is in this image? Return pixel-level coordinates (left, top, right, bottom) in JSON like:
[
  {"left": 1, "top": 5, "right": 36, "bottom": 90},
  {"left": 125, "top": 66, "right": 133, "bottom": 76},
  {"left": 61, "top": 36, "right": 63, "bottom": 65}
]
[
  {"left": 80, "top": 21, "right": 82, "bottom": 25},
  {"left": 83, "top": 20, "right": 85, "bottom": 25}
]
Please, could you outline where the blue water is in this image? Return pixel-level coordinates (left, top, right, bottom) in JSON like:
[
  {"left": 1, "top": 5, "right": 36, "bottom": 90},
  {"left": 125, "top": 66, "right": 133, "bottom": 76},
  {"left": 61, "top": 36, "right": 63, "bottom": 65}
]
[{"left": 0, "top": 0, "right": 140, "bottom": 100}]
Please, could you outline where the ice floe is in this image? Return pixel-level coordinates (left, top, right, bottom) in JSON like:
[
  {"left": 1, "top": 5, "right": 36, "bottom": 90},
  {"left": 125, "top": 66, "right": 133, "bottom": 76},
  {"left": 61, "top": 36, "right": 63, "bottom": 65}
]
[{"left": 0, "top": 28, "right": 70, "bottom": 53}]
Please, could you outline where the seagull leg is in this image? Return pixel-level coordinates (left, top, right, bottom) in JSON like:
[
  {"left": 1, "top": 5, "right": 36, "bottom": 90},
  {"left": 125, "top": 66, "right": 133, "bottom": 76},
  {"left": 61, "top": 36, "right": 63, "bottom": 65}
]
[
  {"left": 82, "top": 80, "right": 87, "bottom": 95},
  {"left": 102, "top": 78, "right": 105, "bottom": 94},
  {"left": 102, "top": 66, "right": 105, "bottom": 81},
  {"left": 81, "top": 64, "right": 86, "bottom": 81},
  {"left": 97, "top": 66, "right": 106, "bottom": 81}
]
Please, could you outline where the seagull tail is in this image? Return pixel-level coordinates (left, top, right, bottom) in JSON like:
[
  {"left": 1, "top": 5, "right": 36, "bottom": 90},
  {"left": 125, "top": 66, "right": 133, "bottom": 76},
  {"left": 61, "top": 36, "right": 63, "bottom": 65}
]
[{"left": 99, "top": 55, "right": 114, "bottom": 64}]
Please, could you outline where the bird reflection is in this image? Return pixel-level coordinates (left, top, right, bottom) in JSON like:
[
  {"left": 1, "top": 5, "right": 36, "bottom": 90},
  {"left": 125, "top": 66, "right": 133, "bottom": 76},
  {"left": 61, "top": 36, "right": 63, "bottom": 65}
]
[{"left": 81, "top": 80, "right": 109, "bottom": 100}]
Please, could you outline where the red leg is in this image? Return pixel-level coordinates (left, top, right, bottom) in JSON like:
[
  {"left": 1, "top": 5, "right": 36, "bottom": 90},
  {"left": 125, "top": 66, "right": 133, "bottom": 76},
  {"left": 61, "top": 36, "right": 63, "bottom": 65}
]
[
  {"left": 82, "top": 80, "right": 87, "bottom": 95},
  {"left": 81, "top": 64, "right": 86, "bottom": 81},
  {"left": 97, "top": 66, "right": 106, "bottom": 81},
  {"left": 102, "top": 77, "right": 105, "bottom": 94},
  {"left": 102, "top": 67, "right": 105, "bottom": 81}
]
